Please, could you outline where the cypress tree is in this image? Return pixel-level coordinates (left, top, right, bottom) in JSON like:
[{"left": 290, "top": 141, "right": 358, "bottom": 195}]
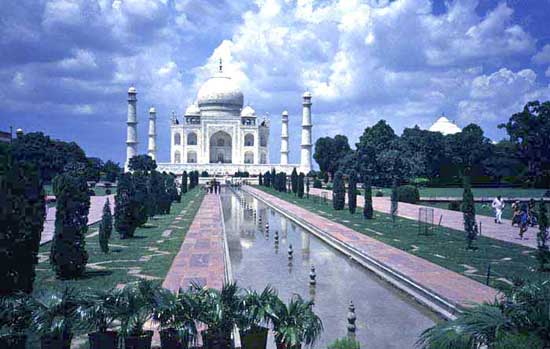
[
  {"left": 390, "top": 180, "right": 398, "bottom": 223},
  {"left": 332, "top": 171, "right": 345, "bottom": 210},
  {"left": 280, "top": 172, "right": 287, "bottom": 192},
  {"left": 166, "top": 174, "right": 179, "bottom": 204},
  {"left": 363, "top": 180, "right": 374, "bottom": 219},
  {"left": 259, "top": 173, "right": 263, "bottom": 186},
  {"left": 115, "top": 173, "right": 137, "bottom": 239},
  {"left": 0, "top": 144, "right": 46, "bottom": 295},
  {"left": 462, "top": 174, "right": 477, "bottom": 250},
  {"left": 148, "top": 170, "right": 163, "bottom": 217},
  {"left": 264, "top": 171, "right": 270, "bottom": 187},
  {"left": 306, "top": 177, "right": 310, "bottom": 199},
  {"left": 160, "top": 172, "right": 171, "bottom": 214},
  {"left": 348, "top": 170, "right": 357, "bottom": 214},
  {"left": 297, "top": 173, "right": 305, "bottom": 198},
  {"left": 181, "top": 171, "right": 188, "bottom": 194},
  {"left": 132, "top": 171, "right": 149, "bottom": 226},
  {"left": 271, "top": 168, "right": 276, "bottom": 188},
  {"left": 291, "top": 168, "right": 298, "bottom": 195},
  {"left": 99, "top": 199, "right": 112, "bottom": 254},
  {"left": 50, "top": 170, "right": 90, "bottom": 279},
  {"left": 536, "top": 200, "right": 549, "bottom": 270}
]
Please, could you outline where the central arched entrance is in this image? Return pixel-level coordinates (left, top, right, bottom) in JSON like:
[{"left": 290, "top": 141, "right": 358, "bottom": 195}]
[{"left": 209, "top": 131, "right": 232, "bottom": 163}]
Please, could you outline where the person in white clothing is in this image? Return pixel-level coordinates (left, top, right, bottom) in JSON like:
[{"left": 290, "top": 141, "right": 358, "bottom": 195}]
[{"left": 492, "top": 195, "right": 505, "bottom": 224}]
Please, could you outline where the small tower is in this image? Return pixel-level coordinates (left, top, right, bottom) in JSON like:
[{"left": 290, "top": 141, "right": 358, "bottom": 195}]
[
  {"left": 280, "top": 110, "right": 289, "bottom": 165},
  {"left": 148, "top": 107, "right": 157, "bottom": 161},
  {"left": 300, "top": 91, "right": 313, "bottom": 174},
  {"left": 125, "top": 86, "right": 138, "bottom": 171}
]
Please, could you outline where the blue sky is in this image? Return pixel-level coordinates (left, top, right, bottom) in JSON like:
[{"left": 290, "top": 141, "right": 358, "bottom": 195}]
[{"left": 1, "top": 0, "right": 550, "bottom": 165}]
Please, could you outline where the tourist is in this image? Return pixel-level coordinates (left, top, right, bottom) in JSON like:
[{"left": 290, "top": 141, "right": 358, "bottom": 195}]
[
  {"left": 491, "top": 195, "right": 505, "bottom": 224},
  {"left": 519, "top": 204, "right": 529, "bottom": 240},
  {"left": 511, "top": 201, "right": 521, "bottom": 226}
]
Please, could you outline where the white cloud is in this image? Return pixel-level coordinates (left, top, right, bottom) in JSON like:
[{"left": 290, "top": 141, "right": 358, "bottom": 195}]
[{"left": 533, "top": 44, "right": 550, "bottom": 65}]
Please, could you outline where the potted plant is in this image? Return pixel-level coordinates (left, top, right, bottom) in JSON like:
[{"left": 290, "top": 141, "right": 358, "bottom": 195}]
[
  {"left": 271, "top": 295, "right": 323, "bottom": 349},
  {"left": 193, "top": 282, "right": 241, "bottom": 349},
  {"left": 238, "top": 286, "right": 279, "bottom": 349},
  {"left": 118, "top": 280, "right": 160, "bottom": 349},
  {"left": 0, "top": 294, "right": 33, "bottom": 349},
  {"left": 153, "top": 287, "right": 198, "bottom": 349},
  {"left": 80, "top": 288, "right": 122, "bottom": 349},
  {"left": 30, "top": 287, "right": 82, "bottom": 349}
]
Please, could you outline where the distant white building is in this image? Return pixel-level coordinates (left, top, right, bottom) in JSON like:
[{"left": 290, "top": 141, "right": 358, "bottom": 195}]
[{"left": 429, "top": 115, "right": 461, "bottom": 135}]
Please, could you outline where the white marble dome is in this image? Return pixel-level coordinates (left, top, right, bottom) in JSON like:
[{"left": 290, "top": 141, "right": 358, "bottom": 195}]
[
  {"left": 197, "top": 75, "right": 243, "bottom": 109},
  {"left": 184, "top": 103, "right": 201, "bottom": 116},
  {"left": 240, "top": 105, "right": 256, "bottom": 117}
]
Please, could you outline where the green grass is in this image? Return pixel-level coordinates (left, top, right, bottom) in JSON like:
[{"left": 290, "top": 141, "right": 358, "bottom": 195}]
[
  {"left": 258, "top": 187, "right": 549, "bottom": 291},
  {"left": 421, "top": 201, "right": 515, "bottom": 220},
  {"left": 370, "top": 187, "right": 547, "bottom": 198},
  {"left": 33, "top": 188, "right": 204, "bottom": 293}
]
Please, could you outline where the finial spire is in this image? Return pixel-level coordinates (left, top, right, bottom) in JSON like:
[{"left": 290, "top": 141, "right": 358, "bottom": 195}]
[{"left": 219, "top": 58, "right": 223, "bottom": 73}]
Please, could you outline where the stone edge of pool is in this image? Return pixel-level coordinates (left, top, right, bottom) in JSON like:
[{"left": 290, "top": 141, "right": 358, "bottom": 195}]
[{"left": 243, "top": 186, "right": 500, "bottom": 321}]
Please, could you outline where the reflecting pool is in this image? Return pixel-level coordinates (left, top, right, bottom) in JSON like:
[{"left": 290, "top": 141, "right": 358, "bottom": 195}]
[{"left": 222, "top": 188, "right": 438, "bottom": 348}]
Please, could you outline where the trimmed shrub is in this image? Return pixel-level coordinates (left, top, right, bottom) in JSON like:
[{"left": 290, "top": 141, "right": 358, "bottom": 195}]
[
  {"left": 259, "top": 173, "right": 263, "bottom": 186},
  {"left": 332, "top": 171, "right": 345, "bottom": 210},
  {"left": 115, "top": 173, "right": 138, "bottom": 239},
  {"left": 105, "top": 189, "right": 111, "bottom": 195},
  {"left": 181, "top": 171, "right": 188, "bottom": 194},
  {"left": 328, "top": 337, "right": 360, "bottom": 349},
  {"left": 297, "top": 173, "right": 305, "bottom": 198},
  {"left": 462, "top": 175, "right": 477, "bottom": 250},
  {"left": 50, "top": 170, "right": 90, "bottom": 279},
  {"left": 363, "top": 181, "right": 374, "bottom": 219},
  {"left": 0, "top": 144, "right": 46, "bottom": 294},
  {"left": 99, "top": 199, "right": 112, "bottom": 253},
  {"left": 348, "top": 170, "right": 357, "bottom": 214},
  {"left": 200, "top": 171, "right": 209, "bottom": 177},
  {"left": 291, "top": 168, "right": 298, "bottom": 194},
  {"left": 313, "top": 179, "right": 322, "bottom": 189},
  {"left": 397, "top": 185, "right": 420, "bottom": 204},
  {"left": 448, "top": 201, "right": 462, "bottom": 211},
  {"left": 375, "top": 190, "right": 384, "bottom": 197},
  {"left": 132, "top": 171, "right": 149, "bottom": 226}
]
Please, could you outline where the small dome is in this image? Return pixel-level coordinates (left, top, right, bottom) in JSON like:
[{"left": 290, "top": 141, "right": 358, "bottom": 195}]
[
  {"left": 303, "top": 91, "right": 312, "bottom": 98},
  {"left": 185, "top": 103, "right": 201, "bottom": 116},
  {"left": 282, "top": 110, "right": 288, "bottom": 116},
  {"left": 149, "top": 106, "right": 156, "bottom": 113},
  {"left": 16, "top": 128, "right": 23, "bottom": 134},
  {"left": 429, "top": 116, "right": 461, "bottom": 135},
  {"left": 128, "top": 86, "right": 137, "bottom": 94},
  {"left": 241, "top": 105, "right": 256, "bottom": 117},
  {"left": 197, "top": 75, "right": 243, "bottom": 110}
]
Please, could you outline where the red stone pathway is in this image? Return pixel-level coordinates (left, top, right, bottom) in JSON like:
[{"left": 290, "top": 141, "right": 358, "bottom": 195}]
[
  {"left": 309, "top": 188, "right": 538, "bottom": 249},
  {"left": 247, "top": 186, "right": 498, "bottom": 309},
  {"left": 162, "top": 193, "right": 225, "bottom": 292}
]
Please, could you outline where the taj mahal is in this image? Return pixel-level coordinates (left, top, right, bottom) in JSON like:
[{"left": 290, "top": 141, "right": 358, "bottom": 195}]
[{"left": 124, "top": 60, "right": 313, "bottom": 176}]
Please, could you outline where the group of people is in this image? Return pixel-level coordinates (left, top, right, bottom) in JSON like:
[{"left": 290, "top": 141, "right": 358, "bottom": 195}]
[
  {"left": 491, "top": 196, "right": 539, "bottom": 240},
  {"left": 205, "top": 179, "right": 221, "bottom": 194}
]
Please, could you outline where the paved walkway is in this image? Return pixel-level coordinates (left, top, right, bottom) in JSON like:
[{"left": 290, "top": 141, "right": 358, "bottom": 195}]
[
  {"left": 248, "top": 186, "right": 498, "bottom": 309},
  {"left": 41, "top": 195, "right": 115, "bottom": 245},
  {"left": 310, "top": 188, "right": 538, "bottom": 249},
  {"left": 162, "top": 194, "right": 225, "bottom": 292}
]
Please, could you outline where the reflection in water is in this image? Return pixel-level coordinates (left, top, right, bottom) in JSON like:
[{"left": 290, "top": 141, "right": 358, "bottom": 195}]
[{"left": 222, "top": 188, "right": 438, "bottom": 349}]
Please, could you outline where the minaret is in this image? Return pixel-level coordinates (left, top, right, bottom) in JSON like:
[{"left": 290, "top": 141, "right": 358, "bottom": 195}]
[
  {"left": 280, "top": 110, "right": 289, "bottom": 165},
  {"left": 125, "top": 86, "right": 138, "bottom": 171},
  {"left": 300, "top": 91, "right": 312, "bottom": 174},
  {"left": 148, "top": 106, "right": 157, "bottom": 161}
]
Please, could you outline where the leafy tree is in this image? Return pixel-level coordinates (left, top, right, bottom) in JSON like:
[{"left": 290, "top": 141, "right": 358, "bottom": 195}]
[
  {"left": 297, "top": 173, "right": 305, "bottom": 198},
  {"left": 348, "top": 170, "right": 357, "bottom": 214},
  {"left": 11, "top": 131, "right": 88, "bottom": 182},
  {"left": 85, "top": 157, "right": 103, "bottom": 182},
  {"left": 462, "top": 174, "right": 477, "bottom": 250},
  {"left": 536, "top": 200, "right": 550, "bottom": 271},
  {"left": 377, "top": 143, "right": 409, "bottom": 186},
  {"left": 313, "top": 135, "right": 351, "bottom": 180},
  {"left": 356, "top": 120, "right": 398, "bottom": 185},
  {"left": 115, "top": 173, "right": 138, "bottom": 239},
  {"left": 483, "top": 140, "right": 525, "bottom": 185},
  {"left": 291, "top": 168, "right": 298, "bottom": 195},
  {"left": 400, "top": 126, "right": 446, "bottom": 179},
  {"left": 50, "top": 170, "right": 90, "bottom": 279},
  {"left": 128, "top": 154, "right": 157, "bottom": 173},
  {"left": 0, "top": 143, "right": 46, "bottom": 295},
  {"left": 363, "top": 179, "right": 374, "bottom": 219},
  {"left": 444, "top": 124, "right": 492, "bottom": 176},
  {"left": 499, "top": 101, "right": 550, "bottom": 185},
  {"left": 181, "top": 171, "right": 188, "bottom": 194},
  {"left": 332, "top": 171, "right": 345, "bottom": 210},
  {"left": 102, "top": 160, "right": 122, "bottom": 183},
  {"left": 99, "top": 199, "right": 112, "bottom": 254},
  {"left": 259, "top": 173, "right": 263, "bottom": 186}
]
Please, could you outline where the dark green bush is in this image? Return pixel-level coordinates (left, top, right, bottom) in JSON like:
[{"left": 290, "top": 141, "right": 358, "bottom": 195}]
[
  {"left": 313, "top": 179, "right": 322, "bottom": 189},
  {"left": 332, "top": 171, "right": 345, "bottom": 210},
  {"left": 375, "top": 190, "right": 384, "bottom": 197},
  {"left": 397, "top": 185, "right": 420, "bottom": 204},
  {"left": 448, "top": 201, "right": 462, "bottom": 211}
]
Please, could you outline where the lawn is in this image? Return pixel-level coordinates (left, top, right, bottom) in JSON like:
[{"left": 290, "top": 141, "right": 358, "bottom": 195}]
[
  {"left": 371, "top": 187, "right": 548, "bottom": 198},
  {"left": 256, "top": 187, "right": 550, "bottom": 292},
  {"left": 421, "top": 201, "right": 515, "bottom": 220},
  {"left": 33, "top": 188, "right": 204, "bottom": 293}
]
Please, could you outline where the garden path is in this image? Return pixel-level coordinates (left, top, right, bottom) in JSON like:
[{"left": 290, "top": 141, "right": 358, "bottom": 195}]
[
  {"left": 247, "top": 186, "right": 498, "bottom": 310},
  {"left": 40, "top": 194, "right": 115, "bottom": 245},
  {"left": 309, "top": 188, "right": 538, "bottom": 249}
]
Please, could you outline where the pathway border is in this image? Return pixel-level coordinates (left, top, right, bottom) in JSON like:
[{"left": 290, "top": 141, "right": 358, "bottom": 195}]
[{"left": 245, "top": 186, "right": 499, "bottom": 320}]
